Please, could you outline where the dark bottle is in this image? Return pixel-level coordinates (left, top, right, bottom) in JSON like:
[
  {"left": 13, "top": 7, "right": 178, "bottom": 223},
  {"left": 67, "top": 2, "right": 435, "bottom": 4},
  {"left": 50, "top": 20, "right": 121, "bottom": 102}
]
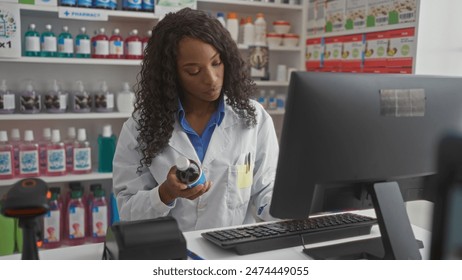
[{"left": 175, "top": 156, "right": 206, "bottom": 188}]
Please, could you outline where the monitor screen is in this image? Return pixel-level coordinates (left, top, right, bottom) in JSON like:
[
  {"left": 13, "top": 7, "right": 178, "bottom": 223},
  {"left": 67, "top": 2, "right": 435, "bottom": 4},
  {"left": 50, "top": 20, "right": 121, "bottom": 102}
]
[{"left": 270, "top": 72, "right": 462, "bottom": 259}]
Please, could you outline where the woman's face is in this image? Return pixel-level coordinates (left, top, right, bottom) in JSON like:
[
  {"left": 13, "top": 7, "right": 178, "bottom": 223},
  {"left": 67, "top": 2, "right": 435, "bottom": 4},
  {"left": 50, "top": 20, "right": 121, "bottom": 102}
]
[{"left": 176, "top": 37, "right": 224, "bottom": 104}]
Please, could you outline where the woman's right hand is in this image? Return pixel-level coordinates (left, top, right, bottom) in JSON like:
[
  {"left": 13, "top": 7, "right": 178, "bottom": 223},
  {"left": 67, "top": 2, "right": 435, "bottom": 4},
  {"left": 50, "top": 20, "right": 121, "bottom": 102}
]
[{"left": 159, "top": 166, "right": 212, "bottom": 205}]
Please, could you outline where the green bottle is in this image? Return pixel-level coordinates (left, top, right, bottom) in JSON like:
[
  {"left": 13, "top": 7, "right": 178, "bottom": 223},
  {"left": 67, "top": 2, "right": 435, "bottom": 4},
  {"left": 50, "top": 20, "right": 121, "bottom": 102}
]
[
  {"left": 75, "top": 27, "right": 91, "bottom": 58},
  {"left": 0, "top": 203, "right": 15, "bottom": 256},
  {"left": 98, "top": 124, "right": 117, "bottom": 173},
  {"left": 57, "top": 26, "right": 74, "bottom": 58},
  {"left": 40, "top": 24, "right": 57, "bottom": 57},
  {"left": 24, "top": 23, "right": 41, "bottom": 57}
]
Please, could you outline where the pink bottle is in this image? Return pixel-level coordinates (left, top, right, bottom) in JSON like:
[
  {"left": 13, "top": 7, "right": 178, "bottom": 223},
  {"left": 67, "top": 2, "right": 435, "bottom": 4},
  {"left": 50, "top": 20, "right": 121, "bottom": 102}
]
[
  {"left": 108, "top": 28, "right": 124, "bottom": 59},
  {"left": 64, "top": 127, "right": 76, "bottom": 172},
  {"left": 66, "top": 184, "right": 86, "bottom": 246},
  {"left": 72, "top": 128, "right": 92, "bottom": 174},
  {"left": 89, "top": 184, "right": 108, "bottom": 243},
  {"left": 125, "top": 29, "right": 142, "bottom": 60},
  {"left": 91, "top": 28, "right": 109, "bottom": 59},
  {"left": 0, "top": 130, "right": 15, "bottom": 179},
  {"left": 18, "top": 130, "right": 40, "bottom": 177},
  {"left": 38, "top": 127, "right": 51, "bottom": 175},
  {"left": 42, "top": 187, "right": 63, "bottom": 249},
  {"left": 10, "top": 128, "right": 20, "bottom": 175},
  {"left": 46, "top": 129, "right": 66, "bottom": 176}
]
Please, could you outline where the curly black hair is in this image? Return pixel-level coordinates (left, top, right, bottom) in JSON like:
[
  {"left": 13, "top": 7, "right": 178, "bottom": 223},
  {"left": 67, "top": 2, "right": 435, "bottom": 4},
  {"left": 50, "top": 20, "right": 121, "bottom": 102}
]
[{"left": 134, "top": 8, "right": 258, "bottom": 170}]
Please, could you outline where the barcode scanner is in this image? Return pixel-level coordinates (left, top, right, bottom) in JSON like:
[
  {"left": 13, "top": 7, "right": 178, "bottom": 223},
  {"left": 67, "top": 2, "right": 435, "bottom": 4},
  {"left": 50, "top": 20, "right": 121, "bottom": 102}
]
[{"left": 1, "top": 178, "right": 49, "bottom": 260}]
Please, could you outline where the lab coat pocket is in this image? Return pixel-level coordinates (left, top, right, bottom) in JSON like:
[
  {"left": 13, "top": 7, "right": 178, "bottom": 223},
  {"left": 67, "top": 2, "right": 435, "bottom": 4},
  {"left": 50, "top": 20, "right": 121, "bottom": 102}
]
[{"left": 226, "top": 163, "right": 253, "bottom": 209}]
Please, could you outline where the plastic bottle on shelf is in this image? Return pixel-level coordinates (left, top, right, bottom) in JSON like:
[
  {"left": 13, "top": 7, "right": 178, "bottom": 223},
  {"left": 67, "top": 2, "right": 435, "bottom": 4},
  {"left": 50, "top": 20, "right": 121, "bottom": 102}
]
[
  {"left": 238, "top": 17, "right": 245, "bottom": 44},
  {"left": 91, "top": 28, "right": 109, "bottom": 59},
  {"left": 125, "top": 29, "right": 143, "bottom": 60},
  {"left": 217, "top": 12, "right": 226, "bottom": 27},
  {"left": 0, "top": 131, "right": 15, "bottom": 180},
  {"left": 175, "top": 156, "right": 206, "bottom": 188},
  {"left": 142, "top": 0, "right": 154, "bottom": 12},
  {"left": 46, "top": 129, "right": 66, "bottom": 176},
  {"left": 226, "top": 12, "right": 239, "bottom": 43},
  {"left": 42, "top": 187, "right": 63, "bottom": 249},
  {"left": 19, "top": 80, "right": 41, "bottom": 114},
  {"left": 268, "top": 89, "right": 278, "bottom": 110},
  {"left": 66, "top": 183, "right": 86, "bottom": 246},
  {"left": 44, "top": 80, "right": 68, "bottom": 113},
  {"left": 142, "top": 30, "right": 152, "bottom": 57},
  {"left": 38, "top": 127, "right": 51, "bottom": 175},
  {"left": 116, "top": 82, "right": 135, "bottom": 113},
  {"left": 60, "top": 0, "right": 77, "bottom": 7},
  {"left": 10, "top": 128, "right": 20, "bottom": 175},
  {"left": 72, "top": 128, "right": 92, "bottom": 174},
  {"left": 98, "top": 125, "right": 117, "bottom": 173},
  {"left": 89, "top": 184, "right": 108, "bottom": 243},
  {"left": 75, "top": 27, "right": 91, "bottom": 59},
  {"left": 24, "top": 23, "right": 41, "bottom": 57},
  {"left": 76, "top": 0, "right": 92, "bottom": 8},
  {"left": 108, "top": 28, "right": 124, "bottom": 59},
  {"left": 122, "top": 0, "right": 142, "bottom": 11},
  {"left": 254, "top": 13, "right": 267, "bottom": 46},
  {"left": 243, "top": 16, "right": 255, "bottom": 46},
  {"left": 94, "top": 80, "right": 114, "bottom": 112},
  {"left": 64, "top": 127, "right": 76, "bottom": 172},
  {"left": 57, "top": 26, "right": 74, "bottom": 58},
  {"left": 71, "top": 81, "right": 92, "bottom": 113},
  {"left": 0, "top": 80, "right": 15, "bottom": 114},
  {"left": 41, "top": 24, "right": 57, "bottom": 57},
  {"left": 94, "top": 0, "right": 116, "bottom": 9},
  {"left": 19, "top": 130, "right": 40, "bottom": 177}
]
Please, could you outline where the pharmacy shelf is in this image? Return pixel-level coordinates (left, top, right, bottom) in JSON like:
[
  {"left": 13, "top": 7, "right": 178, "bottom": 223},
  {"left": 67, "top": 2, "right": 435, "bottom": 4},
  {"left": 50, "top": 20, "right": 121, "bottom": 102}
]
[
  {"left": 238, "top": 44, "right": 302, "bottom": 52},
  {"left": 307, "top": 22, "right": 417, "bottom": 39},
  {"left": 0, "top": 57, "right": 142, "bottom": 66},
  {"left": 197, "top": 0, "right": 303, "bottom": 13},
  {"left": 267, "top": 108, "right": 285, "bottom": 115},
  {"left": 0, "top": 172, "right": 112, "bottom": 187},
  {"left": 254, "top": 81, "right": 289, "bottom": 87},
  {"left": 0, "top": 112, "right": 131, "bottom": 121},
  {"left": 19, "top": 4, "right": 160, "bottom": 21}
]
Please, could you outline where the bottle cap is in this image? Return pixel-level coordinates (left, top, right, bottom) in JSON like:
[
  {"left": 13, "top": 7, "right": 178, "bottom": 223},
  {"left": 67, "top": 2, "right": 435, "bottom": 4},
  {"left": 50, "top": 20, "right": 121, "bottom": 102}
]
[
  {"left": 146, "top": 30, "right": 152, "bottom": 37},
  {"left": 113, "top": 28, "right": 120, "bottom": 35},
  {"left": 76, "top": 81, "right": 85, "bottom": 92},
  {"left": 62, "top": 26, "right": 69, "bottom": 32},
  {"left": 99, "top": 27, "right": 106, "bottom": 34},
  {"left": 25, "top": 81, "right": 34, "bottom": 92},
  {"left": 101, "top": 81, "right": 108, "bottom": 92},
  {"left": 69, "top": 182, "right": 83, "bottom": 191},
  {"left": 77, "top": 128, "right": 86, "bottom": 142},
  {"left": 68, "top": 127, "right": 76, "bottom": 139},
  {"left": 217, "top": 12, "right": 225, "bottom": 18},
  {"left": 256, "top": 13, "right": 264, "bottom": 18},
  {"left": 51, "top": 129, "right": 61, "bottom": 143},
  {"left": 175, "top": 156, "right": 190, "bottom": 171},
  {"left": 51, "top": 79, "right": 60, "bottom": 92},
  {"left": 94, "top": 188, "right": 105, "bottom": 198},
  {"left": 11, "top": 128, "right": 20, "bottom": 140},
  {"left": 90, "top": 183, "right": 102, "bottom": 192},
  {"left": 24, "top": 130, "right": 34, "bottom": 141},
  {"left": 0, "top": 131, "right": 8, "bottom": 142},
  {"left": 131, "top": 29, "right": 138, "bottom": 36},
  {"left": 102, "top": 125, "right": 112, "bottom": 137},
  {"left": 30, "top": 23, "right": 36, "bottom": 30},
  {"left": 70, "top": 190, "right": 83, "bottom": 199},
  {"left": 246, "top": 16, "right": 253, "bottom": 24},
  {"left": 80, "top": 27, "right": 86, "bottom": 34},
  {"left": 228, "top": 12, "right": 237, "bottom": 19},
  {"left": 43, "top": 128, "right": 51, "bottom": 139},
  {"left": 45, "top": 24, "right": 52, "bottom": 31}
]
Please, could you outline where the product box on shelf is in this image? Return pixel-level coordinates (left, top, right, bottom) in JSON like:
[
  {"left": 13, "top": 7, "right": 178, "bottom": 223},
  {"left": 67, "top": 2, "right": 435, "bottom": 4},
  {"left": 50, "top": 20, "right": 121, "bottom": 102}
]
[
  {"left": 341, "top": 34, "right": 364, "bottom": 70},
  {"left": 386, "top": 28, "right": 415, "bottom": 68},
  {"left": 325, "top": 0, "right": 346, "bottom": 33},
  {"left": 366, "top": 0, "right": 393, "bottom": 27},
  {"left": 362, "top": 67, "right": 389, "bottom": 74},
  {"left": 0, "top": 2, "right": 21, "bottom": 58},
  {"left": 363, "top": 31, "right": 388, "bottom": 68},
  {"left": 323, "top": 36, "right": 343, "bottom": 70},
  {"left": 390, "top": 0, "right": 417, "bottom": 24},
  {"left": 345, "top": 0, "right": 367, "bottom": 30},
  {"left": 305, "top": 37, "right": 324, "bottom": 71},
  {"left": 314, "top": 0, "right": 326, "bottom": 35},
  {"left": 18, "top": 0, "right": 57, "bottom": 6}
]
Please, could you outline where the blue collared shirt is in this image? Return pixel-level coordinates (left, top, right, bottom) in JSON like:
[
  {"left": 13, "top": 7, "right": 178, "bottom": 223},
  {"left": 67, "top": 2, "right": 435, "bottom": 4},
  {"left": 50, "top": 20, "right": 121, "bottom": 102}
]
[{"left": 178, "top": 97, "right": 225, "bottom": 163}]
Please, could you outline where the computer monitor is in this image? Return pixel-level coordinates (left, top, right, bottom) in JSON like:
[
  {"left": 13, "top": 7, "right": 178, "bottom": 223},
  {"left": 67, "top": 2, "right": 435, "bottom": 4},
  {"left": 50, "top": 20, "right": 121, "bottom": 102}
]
[{"left": 270, "top": 72, "right": 462, "bottom": 259}]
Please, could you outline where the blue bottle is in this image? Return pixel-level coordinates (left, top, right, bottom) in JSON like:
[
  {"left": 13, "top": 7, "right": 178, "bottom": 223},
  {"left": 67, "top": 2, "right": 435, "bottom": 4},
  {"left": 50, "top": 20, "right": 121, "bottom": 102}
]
[
  {"left": 142, "top": 0, "right": 154, "bottom": 12},
  {"left": 40, "top": 24, "right": 57, "bottom": 58},
  {"left": 97, "top": 125, "right": 116, "bottom": 173},
  {"left": 60, "top": 0, "right": 76, "bottom": 6},
  {"left": 123, "top": 0, "right": 142, "bottom": 11}
]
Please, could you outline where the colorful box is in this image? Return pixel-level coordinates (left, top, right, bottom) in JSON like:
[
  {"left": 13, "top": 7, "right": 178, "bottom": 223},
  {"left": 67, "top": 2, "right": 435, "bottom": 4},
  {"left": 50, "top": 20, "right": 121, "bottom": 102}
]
[
  {"left": 307, "top": 0, "right": 317, "bottom": 36},
  {"left": 386, "top": 28, "right": 415, "bottom": 68},
  {"left": 325, "top": 0, "right": 346, "bottom": 33},
  {"left": 314, "top": 0, "right": 327, "bottom": 35},
  {"left": 390, "top": 0, "right": 417, "bottom": 24},
  {"left": 341, "top": 34, "right": 364, "bottom": 69},
  {"left": 345, "top": 0, "right": 367, "bottom": 30},
  {"left": 363, "top": 31, "right": 389, "bottom": 68},
  {"left": 0, "top": 3, "right": 21, "bottom": 58},
  {"left": 366, "top": 0, "right": 393, "bottom": 27},
  {"left": 306, "top": 37, "right": 324, "bottom": 71},
  {"left": 323, "top": 36, "right": 343, "bottom": 69}
]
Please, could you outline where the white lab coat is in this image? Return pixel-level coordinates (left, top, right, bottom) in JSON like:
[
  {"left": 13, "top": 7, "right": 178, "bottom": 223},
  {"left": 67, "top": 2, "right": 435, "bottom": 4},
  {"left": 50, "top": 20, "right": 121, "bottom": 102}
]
[{"left": 113, "top": 99, "right": 279, "bottom": 232}]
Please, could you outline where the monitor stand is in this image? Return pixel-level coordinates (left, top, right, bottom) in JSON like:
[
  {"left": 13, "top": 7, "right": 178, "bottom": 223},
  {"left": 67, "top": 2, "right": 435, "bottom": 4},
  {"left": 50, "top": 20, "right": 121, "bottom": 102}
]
[{"left": 303, "top": 182, "right": 423, "bottom": 260}]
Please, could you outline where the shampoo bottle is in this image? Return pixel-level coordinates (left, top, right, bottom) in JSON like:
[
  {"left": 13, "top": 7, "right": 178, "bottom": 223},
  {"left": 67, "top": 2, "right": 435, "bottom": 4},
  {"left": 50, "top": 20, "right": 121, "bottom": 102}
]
[
  {"left": 0, "top": 131, "right": 15, "bottom": 179},
  {"left": 42, "top": 187, "right": 63, "bottom": 249},
  {"left": 72, "top": 128, "right": 92, "bottom": 174},
  {"left": 19, "top": 130, "right": 40, "bottom": 177},
  {"left": 89, "top": 184, "right": 108, "bottom": 243},
  {"left": 66, "top": 183, "right": 86, "bottom": 245},
  {"left": 46, "top": 129, "right": 66, "bottom": 176}
]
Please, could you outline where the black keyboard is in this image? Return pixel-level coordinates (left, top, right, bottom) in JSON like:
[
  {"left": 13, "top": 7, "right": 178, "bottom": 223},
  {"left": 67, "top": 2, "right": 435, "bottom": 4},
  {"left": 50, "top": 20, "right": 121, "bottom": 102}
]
[{"left": 201, "top": 212, "right": 377, "bottom": 255}]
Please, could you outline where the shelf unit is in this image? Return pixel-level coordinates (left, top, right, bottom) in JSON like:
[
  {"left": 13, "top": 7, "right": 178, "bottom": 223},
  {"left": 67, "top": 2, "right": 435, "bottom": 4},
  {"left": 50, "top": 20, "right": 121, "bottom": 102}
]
[{"left": 0, "top": 172, "right": 113, "bottom": 187}]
